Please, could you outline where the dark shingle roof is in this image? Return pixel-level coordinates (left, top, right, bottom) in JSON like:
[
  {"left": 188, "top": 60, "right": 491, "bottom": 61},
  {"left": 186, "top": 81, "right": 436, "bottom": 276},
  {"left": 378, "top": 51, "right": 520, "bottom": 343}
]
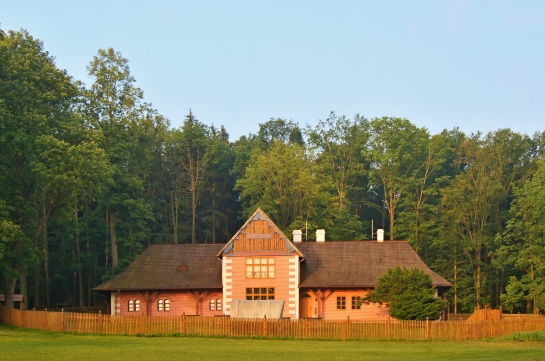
[
  {"left": 93, "top": 244, "right": 223, "bottom": 292},
  {"left": 93, "top": 240, "right": 452, "bottom": 293},
  {"left": 298, "top": 241, "right": 452, "bottom": 288}
]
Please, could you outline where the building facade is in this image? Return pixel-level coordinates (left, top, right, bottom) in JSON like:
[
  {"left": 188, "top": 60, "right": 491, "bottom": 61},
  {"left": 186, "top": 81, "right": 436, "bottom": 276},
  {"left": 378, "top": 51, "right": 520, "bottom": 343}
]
[{"left": 94, "top": 208, "right": 451, "bottom": 319}]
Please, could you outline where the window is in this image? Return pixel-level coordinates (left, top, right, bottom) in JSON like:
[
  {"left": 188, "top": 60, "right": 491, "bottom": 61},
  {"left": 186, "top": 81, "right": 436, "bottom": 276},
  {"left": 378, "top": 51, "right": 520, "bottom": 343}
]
[
  {"left": 157, "top": 299, "right": 170, "bottom": 312},
  {"left": 209, "top": 299, "right": 222, "bottom": 311},
  {"left": 336, "top": 296, "right": 346, "bottom": 310},
  {"left": 246, "top": 257, "right": 275, "bottom": 278},
  {"left": 351, "top": 296, "right": 362, "bottom": 310},
  {"left": 128, "top": 299, "right": 140, "bottom": 312},
  {"left": 246, "top": 287, "right": 275, "bottom": 300}
]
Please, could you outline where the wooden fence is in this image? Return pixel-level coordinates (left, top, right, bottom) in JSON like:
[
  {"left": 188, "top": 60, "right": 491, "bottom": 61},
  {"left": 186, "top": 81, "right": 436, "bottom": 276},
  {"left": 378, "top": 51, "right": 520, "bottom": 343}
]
[{"left": 1, "top": 307, "right": 544, "bottom": 341}]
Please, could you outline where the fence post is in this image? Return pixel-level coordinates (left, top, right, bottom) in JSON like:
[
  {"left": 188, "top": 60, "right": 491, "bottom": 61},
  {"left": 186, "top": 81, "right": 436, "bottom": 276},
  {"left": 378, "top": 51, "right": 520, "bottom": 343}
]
[
  {"left": 426, "top": 317, "right": 429, "bottom": 340},
  {"left": 387, "top": 317, "right": 391, "bottom": 339},
  {"left": 346, "top": 316, "right": 350, "bottom": 339},
  {"left": 98, "top": 310, "right": 103, "bottom": 334},
  {"left": 61, "top": 309, "right": 65, "bottom": 332},
  {"left": 263, "top": 315, "right": 267, "bottom": 337},
  {"left": 181, "top": 312, "right": 186, "bottom": 334}
]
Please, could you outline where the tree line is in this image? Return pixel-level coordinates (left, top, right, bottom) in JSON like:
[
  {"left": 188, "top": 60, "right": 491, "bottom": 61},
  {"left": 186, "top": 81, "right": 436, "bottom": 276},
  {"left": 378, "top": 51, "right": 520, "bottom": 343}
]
[{"left": 1, "top": 29, "right": 544, "bottom": 314}]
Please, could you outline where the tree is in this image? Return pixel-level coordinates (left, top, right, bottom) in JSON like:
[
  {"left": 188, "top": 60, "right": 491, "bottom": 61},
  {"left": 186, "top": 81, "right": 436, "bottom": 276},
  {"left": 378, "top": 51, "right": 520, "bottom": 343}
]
[
  {"left": 0, "top": 29, "right": 97, "bottom": 307},
  {"left": 497, "top": 157, "right": 545, "bottom": 313},
  {"left": 177, "top": 112, "right": 213, "bottom": 244},
  {"left": 307, "top": 112, "right": 370, "bottom": 212},
  {"left": 440, "top": 130, "right": 534, "bottom": 311},
  {"left": 364, "top": 267, "right": 445, "bottom": 320},
  {"left": 236, "top": 141, "right": 318, "bottom": 230},
  {"left": 85, "top": 48, "right": 154, "bottom": 273},
  {"left": 257, "top": 118, "right": 304, "bottom": 149},
  {"left": 368, "top": 117, "right": 430, "bottom": 240}
]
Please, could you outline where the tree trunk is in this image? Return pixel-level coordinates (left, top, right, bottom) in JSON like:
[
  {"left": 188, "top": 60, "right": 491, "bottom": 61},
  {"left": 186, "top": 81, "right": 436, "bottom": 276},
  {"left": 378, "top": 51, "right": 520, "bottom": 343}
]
[
  {"left": 109, "top": 209, "right": 119, "bottom": 273},
  {"left": 191, "top": 176, "right": 197, "bottom": 244},
  {"left": 34, "top": 266, "right": 41, "bottom": 309},
  {"left": 3, "top": 277, "right": 17, "bottom": 308},
  {"left": 19, "top": 275, "right": 28, "bottom": 310},
  {"left": 43, "top": 222, "right": 50, "bottom": 309}
]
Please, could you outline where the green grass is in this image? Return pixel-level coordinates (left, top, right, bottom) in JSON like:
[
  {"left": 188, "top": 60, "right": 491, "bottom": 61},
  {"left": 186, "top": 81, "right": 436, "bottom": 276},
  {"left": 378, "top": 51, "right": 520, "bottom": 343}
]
[{"left": 1, "top": 325, "right": 545, "bottom": 361}]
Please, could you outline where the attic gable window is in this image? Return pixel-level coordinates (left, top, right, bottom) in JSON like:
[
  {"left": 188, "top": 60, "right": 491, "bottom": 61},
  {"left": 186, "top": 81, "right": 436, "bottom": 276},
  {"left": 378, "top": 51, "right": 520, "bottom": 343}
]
[{"left": 246, "top": 257, "right": 275, "bottom": 278}]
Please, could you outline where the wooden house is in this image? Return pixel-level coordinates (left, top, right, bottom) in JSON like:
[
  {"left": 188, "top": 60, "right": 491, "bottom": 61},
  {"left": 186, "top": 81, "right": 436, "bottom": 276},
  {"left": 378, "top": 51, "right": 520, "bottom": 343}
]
[{"left": 93, "top": 208, "right": 451, "bottom": 319}]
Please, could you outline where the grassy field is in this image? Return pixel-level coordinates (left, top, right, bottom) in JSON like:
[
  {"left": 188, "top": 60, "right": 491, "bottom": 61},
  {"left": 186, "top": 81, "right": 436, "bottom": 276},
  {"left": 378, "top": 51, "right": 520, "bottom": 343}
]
[{"left": 1, "top": 325, "right": 544, "bottom": 361}]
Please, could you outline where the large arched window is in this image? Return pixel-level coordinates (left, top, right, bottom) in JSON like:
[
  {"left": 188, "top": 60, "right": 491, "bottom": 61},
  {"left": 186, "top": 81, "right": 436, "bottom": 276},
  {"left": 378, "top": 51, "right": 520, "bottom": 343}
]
[
  {"left": 209, "top": 299, "right": 215, "bottom": 311},
  {"left": 128, "top": 300, "right": 134, "bottom": 312},
  {"left": 164, "top": 299, "right": 170, "bottom": 311},
  {"left": 216, "top": 299, "right": 222, "bottom": 311},
  {"left": 158, "top": 299, "right": 164, "bottom": 311},
  {"left": 135, "top": 299, "right": 140, "bottom": 312}
]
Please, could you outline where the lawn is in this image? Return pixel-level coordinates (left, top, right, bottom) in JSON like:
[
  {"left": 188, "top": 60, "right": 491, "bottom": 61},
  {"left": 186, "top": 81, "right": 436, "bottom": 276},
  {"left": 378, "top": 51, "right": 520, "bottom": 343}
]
[{"left": 1, "top": 325, "right": 544, "bottom": 361}]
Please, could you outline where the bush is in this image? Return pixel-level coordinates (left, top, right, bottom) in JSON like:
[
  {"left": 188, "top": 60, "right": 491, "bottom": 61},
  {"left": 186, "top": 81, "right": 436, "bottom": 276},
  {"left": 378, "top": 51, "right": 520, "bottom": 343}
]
[{"left": 364, "top": 267, "right": 445, "bottom": 320}]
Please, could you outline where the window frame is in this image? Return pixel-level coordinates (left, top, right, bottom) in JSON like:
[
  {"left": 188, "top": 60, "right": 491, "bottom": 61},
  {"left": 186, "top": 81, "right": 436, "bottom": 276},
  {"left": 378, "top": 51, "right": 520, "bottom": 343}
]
[
  {"left": 351, "top": 296, "right": 362, "bottom": 310},
  {"left": 245, "top": 257, "right": 275, "bottom": 279},
  {"left": 128, "top": 299, "right": 140, "bottom": 312},
  {"left": 246, "top": 287, "right": 275, "bottom": 300},
  {"left": 336, "top": 296, "right": 346, "bottom": 310}
]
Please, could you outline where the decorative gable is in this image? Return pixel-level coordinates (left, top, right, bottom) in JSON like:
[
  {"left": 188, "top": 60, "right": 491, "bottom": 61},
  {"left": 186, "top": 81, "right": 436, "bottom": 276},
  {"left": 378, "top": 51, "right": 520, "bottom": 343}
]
[{"left": 217, "top": 208, "right": 304, "bottom": 258}]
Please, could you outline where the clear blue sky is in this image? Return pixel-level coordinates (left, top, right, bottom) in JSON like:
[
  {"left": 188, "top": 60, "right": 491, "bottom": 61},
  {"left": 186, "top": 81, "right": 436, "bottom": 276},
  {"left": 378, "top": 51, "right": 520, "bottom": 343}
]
[{"left": 2, "top": 0, "right": 544, "bottom": 141}]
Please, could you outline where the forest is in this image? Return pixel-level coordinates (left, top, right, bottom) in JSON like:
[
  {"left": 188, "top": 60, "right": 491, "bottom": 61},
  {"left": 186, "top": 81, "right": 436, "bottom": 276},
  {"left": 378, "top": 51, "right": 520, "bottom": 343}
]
[{"left": 1, "top": 29, "right": 545, "bottom": 315}]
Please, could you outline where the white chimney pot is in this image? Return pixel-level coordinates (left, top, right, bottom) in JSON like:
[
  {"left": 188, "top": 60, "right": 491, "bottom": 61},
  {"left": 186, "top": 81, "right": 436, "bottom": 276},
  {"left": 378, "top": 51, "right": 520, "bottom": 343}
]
[
  {"left": 316, "top": 229, "right": 326, "bottom": 242},
  {"left": 293, "top": 230, "right": 302, "bottom": 243},
  {"left": 377, "top": 229, "right": 384, "bottom": 242}
]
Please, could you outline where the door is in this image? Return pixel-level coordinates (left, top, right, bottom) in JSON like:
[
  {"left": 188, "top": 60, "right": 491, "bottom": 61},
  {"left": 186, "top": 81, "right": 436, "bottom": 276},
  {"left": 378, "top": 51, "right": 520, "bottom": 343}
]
[{"left": 299, "top": 294, "right": 312, "bottom": 318}]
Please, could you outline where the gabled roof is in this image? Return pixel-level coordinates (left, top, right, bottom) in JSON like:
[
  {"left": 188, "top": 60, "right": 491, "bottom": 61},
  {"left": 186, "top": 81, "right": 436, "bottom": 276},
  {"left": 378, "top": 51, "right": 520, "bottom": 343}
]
[
  {"left": 217, "top": 208, "right": 304, "bottom": 259},
  {"left": 297, "top": 241, "right": 452, "bottom": 288},
  {"left": 93, "top": 244, "right": 223, "bottom": 292}
]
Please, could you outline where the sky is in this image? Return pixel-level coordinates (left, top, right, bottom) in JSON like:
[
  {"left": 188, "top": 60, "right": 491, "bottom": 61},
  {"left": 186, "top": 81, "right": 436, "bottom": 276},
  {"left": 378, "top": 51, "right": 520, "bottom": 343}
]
[{"left": 2, "top": 0, "right": 545, "bottom": 141}]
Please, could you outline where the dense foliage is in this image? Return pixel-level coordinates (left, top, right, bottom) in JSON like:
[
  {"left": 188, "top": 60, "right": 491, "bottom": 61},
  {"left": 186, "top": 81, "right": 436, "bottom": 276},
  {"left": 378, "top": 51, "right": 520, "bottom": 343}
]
[
  {"left": 364, "top": 267, "right": 445, "bottom": 320},
  {"left": 1, "top": 28, "right": 544, "bottom": 314}
]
